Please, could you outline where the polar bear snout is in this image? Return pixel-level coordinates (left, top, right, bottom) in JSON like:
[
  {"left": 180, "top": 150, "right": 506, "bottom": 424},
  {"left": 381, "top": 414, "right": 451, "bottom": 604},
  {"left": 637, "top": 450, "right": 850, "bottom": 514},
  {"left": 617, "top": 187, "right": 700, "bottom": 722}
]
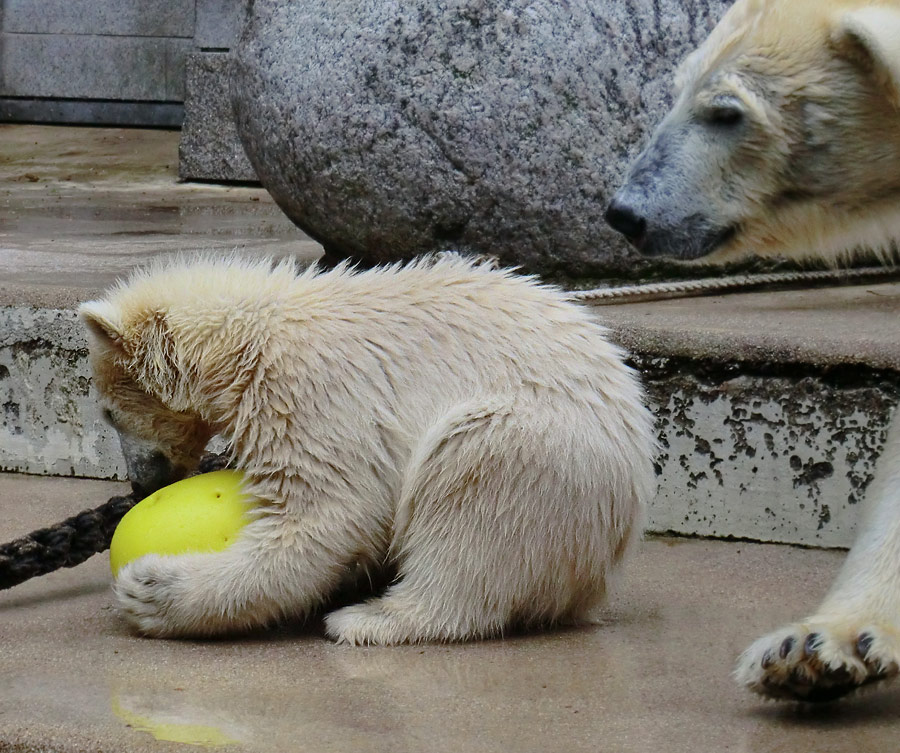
[
  {"left": 606, "top": 184, "right": 736, "bottom": 261},
  {"left": 117, "top": 430, "right": 186, "bottom": 497},
  {"left": 604, "top": 197, "right": 647, "bottom": 248},
  {"left": 605, "top": 121, "right": 743, "bottom": 261}
]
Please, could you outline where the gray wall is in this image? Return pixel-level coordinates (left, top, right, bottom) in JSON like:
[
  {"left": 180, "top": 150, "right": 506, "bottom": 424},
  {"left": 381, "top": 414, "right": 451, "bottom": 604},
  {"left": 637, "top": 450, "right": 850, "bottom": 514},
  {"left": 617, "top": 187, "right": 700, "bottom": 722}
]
[{"left": 0, "top": 0, "right": 245, "bottom": 126}]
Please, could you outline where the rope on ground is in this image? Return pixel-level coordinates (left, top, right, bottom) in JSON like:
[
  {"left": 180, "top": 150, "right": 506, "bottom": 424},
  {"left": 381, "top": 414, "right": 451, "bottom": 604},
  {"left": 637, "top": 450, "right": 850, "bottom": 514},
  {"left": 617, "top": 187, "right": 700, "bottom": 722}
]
[
  {"left": 570, "top": 266, "right": 900, "bottom": 305},
  {"left": 0, "top": 452, "right": 231, "bottom": 591}
]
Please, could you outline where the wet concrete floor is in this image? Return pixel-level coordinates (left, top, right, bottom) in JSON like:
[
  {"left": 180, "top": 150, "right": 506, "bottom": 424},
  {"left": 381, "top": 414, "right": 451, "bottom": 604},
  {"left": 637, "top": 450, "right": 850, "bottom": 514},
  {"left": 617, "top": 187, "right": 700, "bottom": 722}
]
[
  {"left": 2, "top": 473, "right": 900, "bottom": 753},
  {"left": 0, "top": 124, "right": 321, "bottom": 306}
]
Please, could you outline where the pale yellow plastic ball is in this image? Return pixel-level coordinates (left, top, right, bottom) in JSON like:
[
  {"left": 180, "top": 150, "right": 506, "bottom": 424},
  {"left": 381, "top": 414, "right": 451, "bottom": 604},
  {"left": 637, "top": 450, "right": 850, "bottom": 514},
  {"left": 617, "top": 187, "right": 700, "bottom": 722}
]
[{"left": 110, "top": 470, "right": 254, "bottom": 576}]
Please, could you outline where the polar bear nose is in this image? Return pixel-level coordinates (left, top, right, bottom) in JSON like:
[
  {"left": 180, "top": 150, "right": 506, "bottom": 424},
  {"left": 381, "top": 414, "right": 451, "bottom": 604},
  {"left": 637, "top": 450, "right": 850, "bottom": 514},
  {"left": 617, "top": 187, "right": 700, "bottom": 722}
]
[{"left": 604, "top": 198, "right": 647, "bottom": 247}]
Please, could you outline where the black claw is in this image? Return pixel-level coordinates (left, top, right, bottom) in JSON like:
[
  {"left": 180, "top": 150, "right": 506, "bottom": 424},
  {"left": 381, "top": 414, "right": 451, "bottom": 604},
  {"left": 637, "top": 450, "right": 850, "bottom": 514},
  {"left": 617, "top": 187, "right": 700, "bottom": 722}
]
[
  {"left": 761, "top": 649, "right": 775, "bottom": 669},
  {"left": 857, "top": 633, "right": 874, "bottom": 660},
  {"left": 780, "top": 636, "right": 795, "bottom": 659},
  {"left": 804, "top": 633, "right": 822, "bottom": 658}
]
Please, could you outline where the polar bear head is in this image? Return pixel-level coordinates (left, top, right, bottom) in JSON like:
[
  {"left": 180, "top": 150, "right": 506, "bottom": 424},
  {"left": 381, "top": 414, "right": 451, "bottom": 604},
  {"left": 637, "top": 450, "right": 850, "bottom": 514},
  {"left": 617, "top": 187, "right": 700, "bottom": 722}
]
[
  {"left": 80, "top": 293, "right": 215, "bottom": 496},
  {"left": 606, "top": 0, "right": 900, "bottom": 265}
]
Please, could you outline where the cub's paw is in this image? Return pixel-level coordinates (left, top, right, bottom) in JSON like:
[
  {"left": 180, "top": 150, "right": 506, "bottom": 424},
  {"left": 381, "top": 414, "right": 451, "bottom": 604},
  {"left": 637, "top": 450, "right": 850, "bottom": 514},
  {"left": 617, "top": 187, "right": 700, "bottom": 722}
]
[
  {"left": 735, "top": 619, "right": 900, "bottom": 702},
  {"left": 113, "top": 555, "right": 190, "bottom": 637},
  {"left": 325, "top": 600, "right": 420, "bottom": 646}
]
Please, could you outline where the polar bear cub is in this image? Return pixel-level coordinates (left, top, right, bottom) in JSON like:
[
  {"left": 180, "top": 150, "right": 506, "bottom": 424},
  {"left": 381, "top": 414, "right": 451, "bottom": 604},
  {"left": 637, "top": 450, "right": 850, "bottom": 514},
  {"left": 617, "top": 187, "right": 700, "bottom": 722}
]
[{"left": 80, "top": 254, "right": 654, "bottom": 644}]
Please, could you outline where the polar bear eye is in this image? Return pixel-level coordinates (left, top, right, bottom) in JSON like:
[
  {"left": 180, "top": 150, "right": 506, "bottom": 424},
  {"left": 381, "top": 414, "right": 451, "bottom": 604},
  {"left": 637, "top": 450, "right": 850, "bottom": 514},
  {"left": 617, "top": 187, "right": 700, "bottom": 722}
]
[{"left": 704, "top": 98, "right": 745, "bottom": 127}]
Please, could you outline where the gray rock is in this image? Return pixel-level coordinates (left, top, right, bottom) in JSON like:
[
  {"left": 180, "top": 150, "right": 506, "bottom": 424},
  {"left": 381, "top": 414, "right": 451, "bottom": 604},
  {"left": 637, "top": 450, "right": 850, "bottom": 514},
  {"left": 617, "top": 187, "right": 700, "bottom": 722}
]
[
  {"left": 233, "top": 0, "right": 732, "bottom": 278},
  {"left": 179, "top": 53, "right": 257, "bottom": 183}
]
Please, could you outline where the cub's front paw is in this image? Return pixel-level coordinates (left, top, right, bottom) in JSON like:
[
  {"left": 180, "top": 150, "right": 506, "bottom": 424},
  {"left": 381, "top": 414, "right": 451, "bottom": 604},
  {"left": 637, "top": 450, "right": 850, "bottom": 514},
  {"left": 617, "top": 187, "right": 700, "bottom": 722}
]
[
  {"left": 113, "top": 555, "right": 189, "bottom": 637},
  {"left": 736, "top": 618, "right": 900, "bottom": 702}
]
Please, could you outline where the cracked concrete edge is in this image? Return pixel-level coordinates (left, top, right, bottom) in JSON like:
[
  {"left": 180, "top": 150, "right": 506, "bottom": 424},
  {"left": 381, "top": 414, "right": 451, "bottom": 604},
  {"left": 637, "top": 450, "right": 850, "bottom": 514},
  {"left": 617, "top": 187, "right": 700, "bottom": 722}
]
[
  {"left": 639, "top": 355, "right": 897, "bottom": 548},
  {"left": 0, "top": 305, "right": 126, "bottom": 479},
  {"left": 608, "top": 323, "right": 900, "bottom": 373},
  {"left": 1, "top": 300, "right": 894, "bottom": 548}
]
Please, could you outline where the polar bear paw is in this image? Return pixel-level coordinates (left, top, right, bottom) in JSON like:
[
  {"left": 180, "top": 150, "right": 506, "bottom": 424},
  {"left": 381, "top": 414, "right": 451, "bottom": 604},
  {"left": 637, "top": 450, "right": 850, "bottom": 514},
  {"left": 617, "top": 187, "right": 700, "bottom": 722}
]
[
  {"left": 113, "top": 555, "right": 186, "bottom": 637},
  {"left": 735, "top": 619, "right": 900, "bottom": 702},
  {"left": 324, "top": 600, "right": 425, "bottom": 646}
]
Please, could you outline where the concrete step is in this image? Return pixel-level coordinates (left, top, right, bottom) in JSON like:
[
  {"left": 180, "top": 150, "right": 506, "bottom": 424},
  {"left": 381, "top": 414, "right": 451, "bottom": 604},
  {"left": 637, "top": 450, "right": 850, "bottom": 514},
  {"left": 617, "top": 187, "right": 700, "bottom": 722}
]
[
  {"left": 2, "top": 123, "right": 896, "bottom": 548},
  {"left": 4, "top": 279, "right": 896, "bottom": 549},
  {"left": 597, "top": 284, "right": 900, "bottom": 548},
  {"left": 4, "top": 472, "right": 899, "bottom": 753}
]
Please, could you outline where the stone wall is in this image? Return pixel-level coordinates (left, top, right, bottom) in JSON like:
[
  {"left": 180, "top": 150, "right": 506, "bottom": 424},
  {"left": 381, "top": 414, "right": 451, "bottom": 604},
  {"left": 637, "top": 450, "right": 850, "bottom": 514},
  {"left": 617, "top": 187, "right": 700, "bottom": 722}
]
[{"left": 0, "top": 0, "right": 248, "bottom": 129}]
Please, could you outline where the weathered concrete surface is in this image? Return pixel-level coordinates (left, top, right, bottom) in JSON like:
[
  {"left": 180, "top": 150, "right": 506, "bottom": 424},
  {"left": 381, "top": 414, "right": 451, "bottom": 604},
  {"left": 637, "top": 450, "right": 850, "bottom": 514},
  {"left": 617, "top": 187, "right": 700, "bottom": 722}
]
[
  {"left": 232, "top": 0, "right": 732, "bottom": 277},
  {"left": 0, "top": 307, "right": 123, "bottom": 478},
  {"left": 0, "top": 124, "right": 321, "bottom": 305},
  {"left": 589, "top": 285, "right": 900, "bottom": 547},
  {"left": 4, "top": 473, "right": 900, "bottom": 753},
  {"left": 593, "top": 281, "right": 900, "bottom": 371},
  {"left": 637, "top": 357, "right": 896, "bottom": 547}
]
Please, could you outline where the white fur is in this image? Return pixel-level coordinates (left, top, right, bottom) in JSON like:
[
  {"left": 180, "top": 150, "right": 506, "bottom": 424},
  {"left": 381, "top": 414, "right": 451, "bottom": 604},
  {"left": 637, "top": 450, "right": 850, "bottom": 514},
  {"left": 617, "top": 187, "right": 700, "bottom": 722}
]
[
  {"left": 835, "top": 6, "right": 900, "bottom": 104},
  {"left": 623, "top": 0, "right": 900, "bottom": 266},
  {"left": 86, "top": 254, "right": 655, "bottom": 644},
  {"left": 735, "top": 414, "right": 900, "bottom": 699},
  {"left": 674, "top": 0, "right": 900, "bottom": 700}
]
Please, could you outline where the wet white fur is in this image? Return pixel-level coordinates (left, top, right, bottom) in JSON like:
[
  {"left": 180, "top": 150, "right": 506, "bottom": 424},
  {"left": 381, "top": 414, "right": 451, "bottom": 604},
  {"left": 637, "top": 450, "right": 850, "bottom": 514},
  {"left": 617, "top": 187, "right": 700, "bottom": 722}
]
[
  {"left": 81, "top": 254, "right": 654, "bottom": 643},
  {"left": 675, "top": 0, "right": 900, "bottom": 697}
]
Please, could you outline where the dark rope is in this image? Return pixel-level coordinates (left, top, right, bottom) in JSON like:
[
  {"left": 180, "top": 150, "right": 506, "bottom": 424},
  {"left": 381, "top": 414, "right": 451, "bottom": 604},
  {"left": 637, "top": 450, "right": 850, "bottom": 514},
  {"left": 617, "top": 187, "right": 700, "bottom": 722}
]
[{"left": 0, "top": 453, "right": 231, "bottom": 591}]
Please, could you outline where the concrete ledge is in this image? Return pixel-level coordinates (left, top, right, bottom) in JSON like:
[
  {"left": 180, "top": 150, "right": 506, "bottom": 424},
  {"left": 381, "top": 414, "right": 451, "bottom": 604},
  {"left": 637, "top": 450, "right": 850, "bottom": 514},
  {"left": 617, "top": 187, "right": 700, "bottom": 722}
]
[
  {"left": 594, "top": 281, "right": 900, "bottom": 370},
  {"left": 3, "top": 283, "right": 897, "bottom": 548},
  {"left": 634, "top": 353, "right": 895, "bottom": 547},
  {"left": 0, "top": 306, "right": 122, "bottom": 478}
]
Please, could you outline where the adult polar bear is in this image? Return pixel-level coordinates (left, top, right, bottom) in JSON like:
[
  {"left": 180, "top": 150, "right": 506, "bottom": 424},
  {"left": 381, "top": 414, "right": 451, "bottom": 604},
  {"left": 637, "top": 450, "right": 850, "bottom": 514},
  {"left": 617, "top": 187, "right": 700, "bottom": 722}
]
[{"left": 606, "top": 0, "right": 900, "bottom": 701}]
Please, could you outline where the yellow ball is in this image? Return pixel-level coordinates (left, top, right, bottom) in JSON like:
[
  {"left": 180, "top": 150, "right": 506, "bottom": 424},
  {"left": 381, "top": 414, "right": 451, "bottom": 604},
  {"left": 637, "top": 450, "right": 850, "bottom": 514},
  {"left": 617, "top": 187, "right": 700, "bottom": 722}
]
[{"left": 110, "top": 470, "right": 254, "bottom": 576}]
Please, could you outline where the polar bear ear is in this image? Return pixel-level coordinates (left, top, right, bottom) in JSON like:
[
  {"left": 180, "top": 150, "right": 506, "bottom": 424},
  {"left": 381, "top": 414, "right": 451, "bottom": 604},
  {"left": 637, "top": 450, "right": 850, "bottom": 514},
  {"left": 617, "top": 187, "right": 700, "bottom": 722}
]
[
  {"left": 79, "top": 300, "right": 126, "bottom": 355},
  {"left": 833, "top": 7, "right": 900, "bottom": 106}
]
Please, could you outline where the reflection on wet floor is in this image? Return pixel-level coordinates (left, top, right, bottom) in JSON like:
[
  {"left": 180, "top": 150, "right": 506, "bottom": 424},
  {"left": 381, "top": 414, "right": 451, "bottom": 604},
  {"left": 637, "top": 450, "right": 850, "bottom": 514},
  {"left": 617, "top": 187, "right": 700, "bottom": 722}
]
[
  {"left": 0, "top": 124, "right": 322, "bottom": 297},
  {"left": 112, "top": 691, "right": 242, "bottom": 748}
]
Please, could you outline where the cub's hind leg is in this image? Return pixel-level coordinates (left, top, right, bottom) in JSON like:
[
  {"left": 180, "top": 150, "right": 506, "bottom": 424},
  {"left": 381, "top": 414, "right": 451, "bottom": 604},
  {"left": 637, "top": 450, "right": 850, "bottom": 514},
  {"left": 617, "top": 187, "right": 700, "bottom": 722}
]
[{"left": 326, "top": 396, "right": 645, "bottom": 645}]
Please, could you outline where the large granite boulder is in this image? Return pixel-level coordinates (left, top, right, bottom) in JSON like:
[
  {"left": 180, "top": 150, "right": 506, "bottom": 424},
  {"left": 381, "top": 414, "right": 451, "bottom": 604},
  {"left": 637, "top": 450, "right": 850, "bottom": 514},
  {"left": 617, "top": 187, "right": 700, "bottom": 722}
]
[{"left": 233, "top": 0, "right": 732, "bottom": 279}]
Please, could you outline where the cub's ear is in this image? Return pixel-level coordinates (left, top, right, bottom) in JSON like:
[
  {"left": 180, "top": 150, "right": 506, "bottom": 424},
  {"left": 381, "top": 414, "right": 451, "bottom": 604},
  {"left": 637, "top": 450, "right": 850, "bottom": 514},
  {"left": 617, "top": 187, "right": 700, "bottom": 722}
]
[
  {"left": 79, "top": 300, "right": 126, "bottom": 355},
  {"left": 832, "top": 7, "right": 900, "bottom": 106}
]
